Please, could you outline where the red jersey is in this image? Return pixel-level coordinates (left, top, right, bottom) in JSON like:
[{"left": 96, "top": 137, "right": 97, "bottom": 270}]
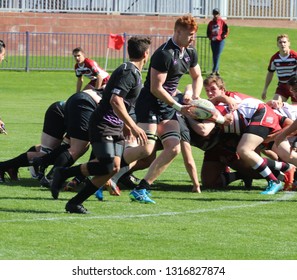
[
  {"left": 225, "top": 91, "right": 254, "bottom": 102},
  {"left": 74, "top": 57, "right": 109, "bottom": 84},
  {"left": 207, "top": 17, "right": 229, "bottom": 42},
  {"left": 267, "top": 50, "right": 297, "bottom": 84},
  {"left": 216, "top": 98, "right": 282, "bottom": 135}
]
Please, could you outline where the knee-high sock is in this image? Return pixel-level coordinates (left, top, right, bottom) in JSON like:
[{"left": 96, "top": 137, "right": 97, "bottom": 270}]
[
  {"left": 68, "top": 178, "right": 98, "bottom": 205},
  {"left": 0, "top": 152, "right": 30, "bottom": 169},
  {"left": 46, "top": 150, "right": 74, "bottom": 178}
]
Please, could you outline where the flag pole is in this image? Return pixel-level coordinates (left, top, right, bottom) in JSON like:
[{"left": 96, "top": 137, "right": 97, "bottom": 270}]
[{"left": 104, "top": 47, "right": 110, "bottom": 70}]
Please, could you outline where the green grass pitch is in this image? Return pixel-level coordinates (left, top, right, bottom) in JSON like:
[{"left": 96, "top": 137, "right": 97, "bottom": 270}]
[{"left": 0, "top": 25, "right": 297, "bottom": 261}]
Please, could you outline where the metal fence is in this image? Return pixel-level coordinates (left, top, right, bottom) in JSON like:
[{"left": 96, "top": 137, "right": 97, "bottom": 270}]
[
  {"left": 0, "top": 0, "right": 296, "bottom": 19},
  {"left": 0, "top": 32, "right": 211, "bottom": 73}
]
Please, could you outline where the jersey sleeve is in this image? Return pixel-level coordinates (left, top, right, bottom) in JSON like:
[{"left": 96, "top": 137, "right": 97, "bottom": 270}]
[
  {"left": 150, "top": 50, "right": 173, "bottom": 73},
  {"left": 111, "top": 69, "right": 138, "bottom": 98},
  {"left": 188, "top": 48, "right": 198, "bottom": 68}
]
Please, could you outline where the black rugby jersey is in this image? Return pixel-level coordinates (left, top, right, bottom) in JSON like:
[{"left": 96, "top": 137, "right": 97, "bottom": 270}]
[
  {"left": 143, "top": 38, "right": 198, "bottom": 96},
  {"left": 92, "top": 61, "right": 142, "bottom": 128}
]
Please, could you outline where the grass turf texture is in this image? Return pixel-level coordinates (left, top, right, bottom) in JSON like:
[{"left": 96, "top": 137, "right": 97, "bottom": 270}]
[{"left": 1, "top": 25, "right": 297, "bottom": 260}]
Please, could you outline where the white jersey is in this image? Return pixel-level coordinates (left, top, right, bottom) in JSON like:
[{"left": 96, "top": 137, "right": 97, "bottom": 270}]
[
  {"left": 274, "top": 102, "right": 297, "bottom": 121},
  {"left": 219, "top": 98, "right": 264, "bottom": 134}
]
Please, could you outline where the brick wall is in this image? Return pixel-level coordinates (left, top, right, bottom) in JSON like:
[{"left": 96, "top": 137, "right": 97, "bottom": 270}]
[
  {"left": 2, "top": 11, "right": 292, "bottom": 35},
  {"left": 1, "top": 12, "right": 194, "bottom": 35}
]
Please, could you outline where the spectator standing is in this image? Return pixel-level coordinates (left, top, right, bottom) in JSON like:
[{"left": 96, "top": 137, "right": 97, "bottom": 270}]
[
  {"left": 207, "top": 8, "right": 229, "bottom": 76},
  {"left": 0, "top": 40, "right": 7, "bottom": 136},
  {"left": 261, "top": 34, "right": 297, "bottom": 104},
  {"left": 0, "top": 40, "right": 6, "bottom": 64}
]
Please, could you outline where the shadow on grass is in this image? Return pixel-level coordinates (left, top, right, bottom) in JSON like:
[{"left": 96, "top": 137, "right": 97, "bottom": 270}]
[
  {"left": 0, "top": 178, "right": 41, "bottom": 187},
  {"left": 0, "top": 207, "right": 62, "bottom": 214},
  {"left": 147, "top": 180, "right": 264, "bottom": 192}
]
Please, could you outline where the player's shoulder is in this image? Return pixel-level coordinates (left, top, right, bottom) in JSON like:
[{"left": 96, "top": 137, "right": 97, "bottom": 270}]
[
  {"left": 84, "top": 57, "right": 96, "bottom": 66},
  {"left": 290, "top": 49, "right": 297, "bottom": 57},
  {"left": 270, "top": 51, "right": 280, "bottom": 59}
]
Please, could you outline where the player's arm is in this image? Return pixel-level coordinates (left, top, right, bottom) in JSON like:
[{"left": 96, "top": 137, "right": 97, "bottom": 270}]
[
  {"left": 209, "top": 95, "right": 238, "bottom": 111},
  {"left": 76, "top": 76, "right": 83, "bottom": 93},
  {"left": 110, "top": 94, "right": 147, "bottom": 145},
  {"left": 186, "top": 117, "right": 216, "bottom": 137},
  {"left": 0, "top": 118, "right": 7, "bottom": 135},
  {"left": 275, "top": 118, "right": 297, "bottom": 146},
  {"left": 261, "top": 71, "right": 274, "bottom": 100},
  {"left": 94, "top": 73, "right": 104, "bottom": 90},
  {"left": 150, "top": 67, "right": 191, "bottom": 115},
  {"left": 188, "top": 64, "right": 203, "bottom": 100}
]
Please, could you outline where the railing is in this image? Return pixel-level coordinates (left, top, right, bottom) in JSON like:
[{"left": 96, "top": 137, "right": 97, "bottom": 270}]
[
  {"left": 0, "top": 32, "right": 211, "bottom": 73},
  {"left": 0, "top": 0, "right": 296, "bottom": 19}
]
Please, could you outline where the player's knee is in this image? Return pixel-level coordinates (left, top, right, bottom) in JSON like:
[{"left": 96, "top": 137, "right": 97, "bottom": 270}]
[{"left": 87, "top": 158, "right": 114, "bottom": 176}]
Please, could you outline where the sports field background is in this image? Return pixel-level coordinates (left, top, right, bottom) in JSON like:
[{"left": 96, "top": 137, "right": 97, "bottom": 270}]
[{"left": 0, "top": 24, "right": 297, "bottom": 260}]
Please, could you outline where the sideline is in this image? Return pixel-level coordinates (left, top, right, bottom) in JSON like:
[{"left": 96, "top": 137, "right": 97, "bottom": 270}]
[{"left": 0, "top": 192, "right": 295, "bottom": 224}]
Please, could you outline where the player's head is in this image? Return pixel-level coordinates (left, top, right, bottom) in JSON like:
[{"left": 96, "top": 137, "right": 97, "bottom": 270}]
[
  {"left": 127, "top": 36, "right": 151, "bottom": 63},
  {"left": 203, "top": 75, "right": 226, "bottom": 99},
  {"left": 173, "top": 14, "right": 198, "bottom": 48},
  {"left": 212, "top": 8, "right": 220, "bottom": 20},
  {"left": 72, "top": 47, "right": 85, "bottom": 64},
  {"left": 277, "top": 34, "right": 290, "bottom": 50},
  {"left": 0, "top": 40, "right": 6, "bottom": 64}
]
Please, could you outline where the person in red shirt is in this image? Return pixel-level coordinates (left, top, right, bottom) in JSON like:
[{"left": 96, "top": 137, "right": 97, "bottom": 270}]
[
  {"left": 0, "top": 40, "right": 7, "bottom": 135},
  {"left": 207, "top": 8, "right": 229, "bottom": 76},
  {"left": 73, "top": 47, "right": 110, "bottom": 92},
  {"left": 261, "top": 34, "right": 297, "bottom": 104}
]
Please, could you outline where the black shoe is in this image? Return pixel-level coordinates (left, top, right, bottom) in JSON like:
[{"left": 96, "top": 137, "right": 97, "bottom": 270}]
[
  {"left": 118, "top": 174, "right": 138, "bottom": 189},
  {"left": 243, "top": 177, "right": 253, "bottom": 189},
  {"left": 215, "top": 71, "right": 220, "bottom": 76},
  {"left": 7, "top": 167, "right": 19, "bottom": 181},
  {"left": 32, "top": 158, "right": 46, "bottom": 180},
  {"left": 39, "top": 175, "right": 52, "bottom": 188},
  {"left": 0, "top": 169, "right": 5, "bottom": 183},
  {"left": 65, "top": 202, "right": 88, "bottom": 214},
  {"left": 0, "top": 167, "right": 19, "bottom": 182},
  {"left": 51, "top": 167, "right": 66, "bottom": 199}
]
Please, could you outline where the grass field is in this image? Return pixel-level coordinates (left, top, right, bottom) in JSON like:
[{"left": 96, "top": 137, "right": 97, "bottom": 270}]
[{"left": 1, "top": 25, "right": 297, "bottom": 262}]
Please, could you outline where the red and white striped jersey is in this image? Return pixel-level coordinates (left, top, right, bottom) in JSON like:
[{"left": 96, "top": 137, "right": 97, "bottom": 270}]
[
  {"left": 273, "top": 102, "right": 297, "bottom": 120},
  {"left": 216, "top": 98, "right": 281, "bottom": 135},
  {"left": 268, "top": 50, "right": 297, "bottom": 84},
  {"left": 74, "top": 58, "right": 109, "bottom": 81}
]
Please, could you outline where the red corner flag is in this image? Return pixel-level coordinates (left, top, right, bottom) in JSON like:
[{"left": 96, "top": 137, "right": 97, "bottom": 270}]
[{"left": 108, "top": 33, "right": 125, "bottom": 50}]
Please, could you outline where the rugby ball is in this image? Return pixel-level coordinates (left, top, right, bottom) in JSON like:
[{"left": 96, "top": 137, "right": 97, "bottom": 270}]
[{"left": 189, "top": 99, "right": 216, "bottom": 120}]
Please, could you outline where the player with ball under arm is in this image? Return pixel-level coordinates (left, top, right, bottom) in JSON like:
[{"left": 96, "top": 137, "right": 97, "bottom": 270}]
[{"left": 123, "top": 14, "right": 233, "bottom": 204}]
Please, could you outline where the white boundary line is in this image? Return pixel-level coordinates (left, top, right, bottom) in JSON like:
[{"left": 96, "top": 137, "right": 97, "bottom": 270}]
[{"left": 0, "top": 192, "right": 295, "bottom": 224}]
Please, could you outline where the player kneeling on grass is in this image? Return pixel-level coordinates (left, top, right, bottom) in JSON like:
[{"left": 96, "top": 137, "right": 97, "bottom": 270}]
[{"left": 190, "top": 97, "right": 295, "bottom": 194}]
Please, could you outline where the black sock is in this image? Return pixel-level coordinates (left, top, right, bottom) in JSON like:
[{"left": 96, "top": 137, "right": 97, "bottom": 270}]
[
  {"left": 68, "top": 178, "right": 98, "bottom": 205},
  {"left": 46, "top": 150, "right": 74, "bottom": 178},
  {"left": 221, "top": 172, "right": 240, "bottom": 187},
  {"left": 0, "top": 152, "right": 29, "bottom": 169},
  {"left": 39, "top": 144, "right": 70, "bottom": 168},
  {"left": 62, "top": 165, "right": 83, "bottom": 179},
  {"left": 26, "top": 145, "right": 38, "bottom": 152},
  {"left": 135, "top": 179, "right": 150, "bottom": 190}
]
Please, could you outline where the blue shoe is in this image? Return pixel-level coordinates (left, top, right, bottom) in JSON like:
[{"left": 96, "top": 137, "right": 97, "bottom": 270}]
[
  {"left": 95, "top": 186, "right": 104, "bottom": 201},
  {"left": 129, "top": 189, "right": 155, "bottom": 204},
  {"left": 261, "top": 180, "right": 283, "bottom": 194}
]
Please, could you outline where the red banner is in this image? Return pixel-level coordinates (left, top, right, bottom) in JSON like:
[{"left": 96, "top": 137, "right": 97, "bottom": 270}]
[{"left": 108, "top": 33, "right": 125, "bottom": 50}]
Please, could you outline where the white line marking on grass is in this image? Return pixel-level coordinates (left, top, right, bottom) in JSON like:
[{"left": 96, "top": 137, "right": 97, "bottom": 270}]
[{"left": 1, "top": 192, "right": 295, "bottom": 223}]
